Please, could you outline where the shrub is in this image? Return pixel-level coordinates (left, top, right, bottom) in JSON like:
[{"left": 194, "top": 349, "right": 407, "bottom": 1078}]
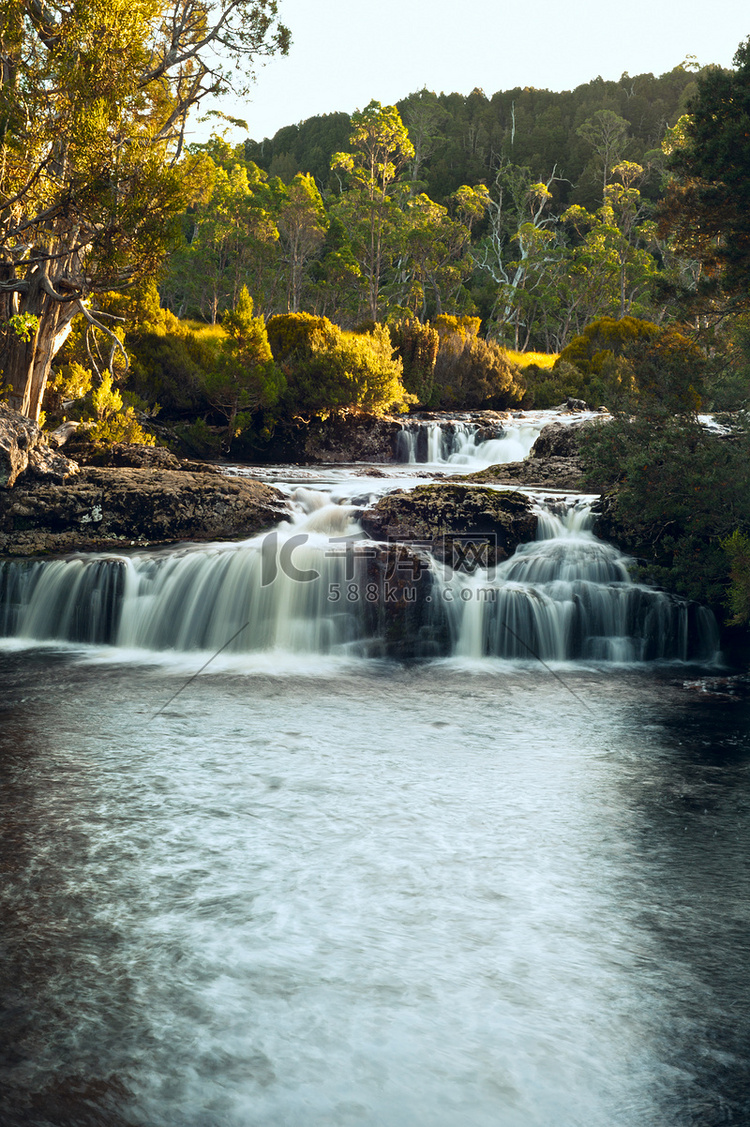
[
  {"left": 581, "top": 411, "right": 750, "bottom": 616},
  {"left": 270, "top": 314, "right": 411, "bottom": 416},
  {"left": 432, "top": 332, "right": 524, "bottom": 409},
  {"left": 388, "top": 318, "right": 439, "bottom": 405},
  {"left": 203, "top": 287, "right": 285, "bottom": 448},
  {"left": 723, "top": 529, "right": 750, "bottom": 626},
  {"left": 86, "top": 371, "right": 156, "bottom": 447},
  {"left": 556, "top": 316, "right": 705, "bottom": 413}
]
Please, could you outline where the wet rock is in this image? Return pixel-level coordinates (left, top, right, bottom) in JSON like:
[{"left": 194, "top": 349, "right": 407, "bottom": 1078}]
[
  {"left": 359, "top": 483, "right": 537, "bottom": 565},
  {"left": 361, "top": 543, "right": 449, "bottom": 660},
  {"left": 530, "top": 417, "right": 605, "bottom": 460},
  {"left": 302, "top": 412, "right": 404, "bottom": 463},
  {"left": 0, "top": 404, "right": 79, "bottom": 489},
  {"left": 0, "top": 467, "right": 289, "bottom": 556},
  {"left": 463, "top": 457, "right": 593, "bottom": 492}
]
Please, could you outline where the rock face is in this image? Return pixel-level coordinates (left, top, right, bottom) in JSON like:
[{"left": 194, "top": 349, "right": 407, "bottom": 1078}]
[
  {"left": 361, "top": 543, "right": 448, "bottom": 660},
  {"left": 0, "top": 404, "right": 79, "bottom": 489},
  {"left": 0, "top": 467, "right": 288, "bottom": 556},
  {"left": 529, "top": 418, "right": 600, "bottom": 459},
  {"left": 302, "top": 413, "right": 403, "bottom": 463},
  {"left": 359, "top": 483, "right": 537, "bottom": 565}
]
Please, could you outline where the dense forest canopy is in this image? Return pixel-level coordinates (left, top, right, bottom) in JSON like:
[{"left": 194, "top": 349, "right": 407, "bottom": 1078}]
[{"left": 3, "top": 16, "right": 750, "bottom": 454}]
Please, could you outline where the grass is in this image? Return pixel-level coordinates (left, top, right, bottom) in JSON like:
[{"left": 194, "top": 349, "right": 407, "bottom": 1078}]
[{"left": 503, "top": 349, "right": 559, "bottom": 369}]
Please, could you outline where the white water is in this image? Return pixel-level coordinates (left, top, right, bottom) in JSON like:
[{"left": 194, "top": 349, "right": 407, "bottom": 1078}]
[
  {"left": 395, "top": 410, "right": 598, "bottom": 469},
  {"left": 0, "top": 489, "right": 719, "bottom": 665}
]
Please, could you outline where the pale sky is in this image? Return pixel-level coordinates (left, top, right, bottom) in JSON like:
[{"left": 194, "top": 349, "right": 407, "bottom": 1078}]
[{"left": 192, "top": 0, "right": 749, "bottom": 144}]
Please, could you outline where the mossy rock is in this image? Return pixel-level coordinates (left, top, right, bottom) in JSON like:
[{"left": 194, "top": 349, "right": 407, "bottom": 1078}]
[{"left": 359, "top": 483, "right": 537, "bottom": 565}]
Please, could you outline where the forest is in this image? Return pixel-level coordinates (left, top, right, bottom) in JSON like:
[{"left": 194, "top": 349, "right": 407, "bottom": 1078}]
[{"left": 1, "top": 1, "right": 750, "bottom": 631}]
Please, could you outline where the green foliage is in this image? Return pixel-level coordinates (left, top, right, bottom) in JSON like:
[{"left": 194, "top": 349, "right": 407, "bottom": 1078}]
[
  {"left": 202, "top": 287, "right": 285, "bottom": 446},
  {"left": 47, "top": 360, "right": 94, "bottom": 408},
  {"left": 432, "top": 331, "right": 523, "bottom": 409},
  {"left": 520, "top": 361, "right": 589, "bottom": 409},
  {"left": 662, "top": 37, "right": 750, "bottom": 314},
  {"left": 4, "top": 313, "right": 39, "bottom": 343},
  {"left": 388, "top": 319, "right": 439, "bottom": 405},
  {"left": 0, "top": 0, "right": 288, "bottom": 419},
  {"left": 704, "top": 313, "right": 750, "bottom": 410},
  {"left": 267, "top": 312, "right": 340, "bottom": 360},
  {"left": 86, "top": 371, "right": 155, "bottom": 447},
  {"left": 171, "top": 417, "right": 224, "bottom": 460},
  {"left": 269, "top": 313, "right": 411, "bottom": 415},
  {"left": 722, "top": 530, "right": 750, "bottom": 626},
  {"left": 559, "top": 316, "right": 659, "bottom": 373},
  {"left": 557, "top": 316, "right": 705, "bottom": 412},
  {"left": 581, "top": 413, "right": 750, "bottom": 615}
]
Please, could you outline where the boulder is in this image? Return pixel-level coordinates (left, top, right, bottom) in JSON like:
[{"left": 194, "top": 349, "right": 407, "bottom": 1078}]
[
  {"left": 359, "top": 483, "right": 537, "bottom": 566},
  {"left": 529, "top": 417, "right": 603, "bottom": 460},
  {"left": 0, "top": 466, "right": 289, "bottom": 556},
  {"left": 360, "top": 543, "right": 449, "bottom": 660},
  {"left": 0, "top": 404, "right": 79, "bottom": 489}
]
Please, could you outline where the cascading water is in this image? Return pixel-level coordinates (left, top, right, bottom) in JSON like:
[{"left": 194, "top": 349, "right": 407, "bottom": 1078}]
[
  {"left": 0, "top": 490, "right": 719, "bottom": 665},
  {"left": 438, "top": 500, "right": 718, "bottom": 662},
  {"left": 395, "top": 411, "right": 589, "bottom": 469}
]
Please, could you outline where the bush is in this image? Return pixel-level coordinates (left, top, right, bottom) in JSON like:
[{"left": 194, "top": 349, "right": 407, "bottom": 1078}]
[
  {"left": 581, "top": 411, "right": 750, "bottom": 616},
  {"left": 86, "top": 371, "right": 156, "bottom": 447},
  {"left": 269, "top": 314, "right": 412, "bottom": 416},
  {"left": 723, "top": 529, "right": 750, "bottom": 626},
  {"left": 266, "top": 312, "right": 339, "bottom": 361},
  {"left": 432, "top": 332, "right": 524, "bottom": 409},
  {"left": 203, "top": 287, "right": 285, "bottom": 449},
  {"left": 388, "top": 318, "right": 439, "bottom": 405},
  {"left": 556, "top": 316, "right": 705, "bottom": 412}
]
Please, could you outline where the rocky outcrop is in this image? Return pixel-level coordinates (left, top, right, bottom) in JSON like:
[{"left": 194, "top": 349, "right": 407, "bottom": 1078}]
[
  {"left": 361, "top": 543, "right": 448, "bottom": 660},
  {"left": 81, "top": 441, "right": 221, "bottom": 474},
  {"left": 0, "top": 466, "right": 288, "bottom": 556},
  {"left": 359, "top": 483, "right": 537, "bottom": 565},
  {"left": 301, "top": 412, "right": 403, "bottom": 463},
  {"left": 529, "top": 417, "right": 604, "bottom": 459},
  {"left": 0, "top": 404, "right": 79, "bottom": 489}
]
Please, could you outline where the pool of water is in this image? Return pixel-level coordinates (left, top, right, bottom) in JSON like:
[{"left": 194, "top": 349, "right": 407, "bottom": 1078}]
[{"left": 1, "top": 652, "right": 749, "bottom": 1126}]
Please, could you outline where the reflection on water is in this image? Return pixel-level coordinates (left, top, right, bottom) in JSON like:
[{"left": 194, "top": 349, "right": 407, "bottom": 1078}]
[{"left": 0, "top": 654, "right": 749, "bottom": 1126}]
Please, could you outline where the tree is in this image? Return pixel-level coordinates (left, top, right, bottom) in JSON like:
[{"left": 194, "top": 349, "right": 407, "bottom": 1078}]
[
  {"left": 331, "top": 101, "right": 415, "bottom": 320},
  {"left": 576, "top": 110, "right": 631, "bottom": 194},
  {"left": 203, "top": 285, "right": 283, "bottom": 447},
  {"left": 277, "top": 174, "right": 327, "bottom": 313},
  {"left": 0, "top": 0, "right": 289, "bottom": 421},
  {"left": 661, "top": 38, "right": 750, "bottom": 315}
]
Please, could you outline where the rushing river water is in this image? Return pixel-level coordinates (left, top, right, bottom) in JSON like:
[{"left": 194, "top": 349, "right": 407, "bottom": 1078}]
[{"left": 1, "top": 417, "right": 748, "bottom": 1126}]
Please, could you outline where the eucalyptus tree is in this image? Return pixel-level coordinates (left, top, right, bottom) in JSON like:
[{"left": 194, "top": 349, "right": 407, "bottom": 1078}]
[
  {"left": 331, "top": 101, "right": 415, "bottom": 321},
  {"left": 0, "top": 0, "right": 289, "bottom": 420},
  {"left": 277, "top": 173, "right": 328, "bottom": 313}
]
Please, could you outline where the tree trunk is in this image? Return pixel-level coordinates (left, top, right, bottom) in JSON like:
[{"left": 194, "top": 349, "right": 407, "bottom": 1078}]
[{"left": 3, "top": 282, "right": 77, "bottom": 422}]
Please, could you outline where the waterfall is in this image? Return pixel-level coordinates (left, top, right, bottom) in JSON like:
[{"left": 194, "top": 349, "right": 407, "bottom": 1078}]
[
  {"left": 0, "top": 493, "right": 719, "bottom": 665},
  {"left": 396, "top": 414, "right": 562, "bottom": 468},
  {"left": 438, "top": 500, "right": 718, "bottom": 663}
]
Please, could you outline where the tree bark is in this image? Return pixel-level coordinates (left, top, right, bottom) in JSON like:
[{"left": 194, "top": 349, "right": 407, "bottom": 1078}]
[{"left": 3, "top": 281, "right": 77, "bottom": 421}]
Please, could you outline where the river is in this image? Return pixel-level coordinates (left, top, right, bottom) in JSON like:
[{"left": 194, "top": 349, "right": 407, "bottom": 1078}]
[{"left": 0, "top": 414, "right": 748, "bottom": 1126}]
